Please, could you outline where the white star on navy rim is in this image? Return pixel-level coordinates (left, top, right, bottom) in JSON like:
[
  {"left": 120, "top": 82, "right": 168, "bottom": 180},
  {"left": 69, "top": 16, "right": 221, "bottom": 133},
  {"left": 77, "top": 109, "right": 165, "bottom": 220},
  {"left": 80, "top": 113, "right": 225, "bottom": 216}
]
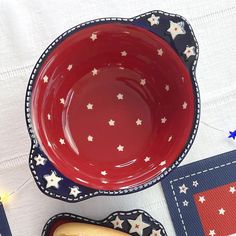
[
  {"left": 43, "top": 75, "right": 48, "bottom": 83},
  {"left": 193, "top": 180, "right": 199, "bottom": 187},
  {"left": 108, "top": 119, "right": 115, "bottom": 126},
  {"left": 159, "top": 160, "right": 166, "bottom": 166},
  {"left": 209, "top": 230, "right": 216, "bottom": 236},
  {"left": 117, "top": 145, "right": 124, "bottom": 152},
  {"left": 101, "top": 170, "right": 107, "bottom": 176},
  {"left": 111, "top": 216, "right": 124, "bottom": 229},
  {"left": 87, "top": 103, "right": 93, "bottom": 110},
  {"left": 161, "top": 117, "right": 167, "bottom": 124},
  {"left": 140, "top": 79, "right": 146, "bottom": 86},
  {"left": 229, "top": 186, "right": 236, "bottom": 193},
  {"left": 117, "top": 93, "right": 124, "bottom": 100},
  {"left": 184, "top": 46, "right": 196, "bottom": 59},
  {"left": 199, "top": 196, "right": 206, "bottom": 203},
  {"left": 128, "top": 214, "right": 150, "bottom": 235},
  {"left": 218, "top": 208, "right": 225, "bottom": 215},
  {"left": 167, "top": 21, "right": 186, "bottom": 40},
  {"left": 150, "top": 229, "right": 162, "bottom": 236},
  {"left": 182, "top": 102, "right": 188, "bottom": 109},
  {"left": 69, "top": 186, "right": 81, "bottom": 198},
  {"left": 183, "top": 200, "right": 189, "bottom": 207},
  {"left": 47, "top": 113, "right": 51, "bottom": 120},
  {"left": 157, "top": 48, "right": 163, "bottom": 56},
  {"left": 59, "top": 138, "right": 65, "bottom": 145},
  {"left": 34, "top": 154, "right": 47, "bottom": 166},
  {"left": 147, "top": 14, "right": 160, "bottom": 26},
  {"left": 44, "top": 171, "right": 63, "bottom": 189},
  {"left": 60, "top": 98, "right": 65, "bottom": 104},
  {"left": 92, "top": 68, "right": 98, "bottom": 76},
  {"left": 144, "top": 156, "right": 150, "bottom": 162},
  {"left": 87, "top": 135, "right": 93, "bottom": 142},
  {"left": 121, "top": 50, "right": 127, "bottom": 56},
  {"left": 165, "top": 84, "right": 170, "bottom": 91},
  {"left": 136, "top": 119, "right": 142, "bottom": 126},
  {"left": 179, "top": 184, "right": 189, "bottom": 194},
  {"left": 67, "top": 64, "right": 73, "bottom": 71},
  {"left": 90, "top": 33, "right": 97, "bottom": 41}
]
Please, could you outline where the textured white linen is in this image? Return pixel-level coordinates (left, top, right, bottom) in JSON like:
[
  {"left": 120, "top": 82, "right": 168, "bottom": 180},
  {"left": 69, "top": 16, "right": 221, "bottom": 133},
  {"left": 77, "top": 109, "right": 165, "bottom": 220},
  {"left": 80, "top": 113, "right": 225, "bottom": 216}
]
[{"left": 0, "top": 0, "right": 236, "bottom": 235}]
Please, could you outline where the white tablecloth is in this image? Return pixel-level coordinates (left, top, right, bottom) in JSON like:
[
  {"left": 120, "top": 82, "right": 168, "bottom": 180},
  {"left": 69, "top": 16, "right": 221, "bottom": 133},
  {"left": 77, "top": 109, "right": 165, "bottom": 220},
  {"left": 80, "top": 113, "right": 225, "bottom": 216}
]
[{"left": 0, "top": 0, "right": 236, "bottom": 235}]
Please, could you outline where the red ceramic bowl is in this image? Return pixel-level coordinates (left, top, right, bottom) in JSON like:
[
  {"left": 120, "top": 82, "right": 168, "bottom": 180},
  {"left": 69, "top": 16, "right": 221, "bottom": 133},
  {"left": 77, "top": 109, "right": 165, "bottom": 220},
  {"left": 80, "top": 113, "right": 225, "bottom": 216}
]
[{"left": 29, "top": 13, "right": 199, "bottom": 191}]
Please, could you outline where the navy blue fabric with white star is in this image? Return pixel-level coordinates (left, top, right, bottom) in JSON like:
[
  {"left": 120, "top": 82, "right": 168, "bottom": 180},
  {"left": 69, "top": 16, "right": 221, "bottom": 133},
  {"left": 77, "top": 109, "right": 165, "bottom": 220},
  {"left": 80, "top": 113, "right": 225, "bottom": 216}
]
[{"left": 161, "top": 150, "right": 236, "bottom": 236}]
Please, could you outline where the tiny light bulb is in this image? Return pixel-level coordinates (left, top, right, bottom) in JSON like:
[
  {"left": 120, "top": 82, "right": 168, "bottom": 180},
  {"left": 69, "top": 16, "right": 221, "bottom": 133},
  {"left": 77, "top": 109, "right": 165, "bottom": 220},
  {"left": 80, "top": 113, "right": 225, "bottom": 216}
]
[{"left": 0, "top": 193, "right": 10, "bottom": 204}]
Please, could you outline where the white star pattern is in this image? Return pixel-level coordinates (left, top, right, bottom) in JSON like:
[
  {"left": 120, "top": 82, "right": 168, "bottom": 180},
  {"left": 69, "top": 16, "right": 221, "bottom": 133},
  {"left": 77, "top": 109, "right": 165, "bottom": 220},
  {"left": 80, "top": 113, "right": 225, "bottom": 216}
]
[
  {"left": 144, "top": 156, "right": 150, "bottom": 162},
  {"left": 193, "top": 180, "right": 199, "bottom": 187},
  {"left": 87, "top": 103, "right": 93, "bottom": 110},
  {"left": 67, "top": 64, "right": 73, "bottom": 71},
  {"left": 165, "top": 84, "right": 170, "bottom": 91},
  {"left": 184, "top": 46, "right": 196, "bottom": 59},
  {"left": 161, "top": 117, "right": 167, "bottom": 124},
  {"left": 140, "top": 79, "right": 146, "bottom": 86},
  {"left": 181, "top": 76, "right": 185, "bottom": 82},
  {"left": 147, "top": 14, "right": 160, "bottom": 26},
  {"left": 179, "top": 184, "right": 189, "bottom": 194},
  {"left": 199, "top": 196, "right": 206, "bottom": 204},
  {"left": 43, "top": 75, "right": 48, "bottom": 83},
  {"left": 150, "top": 229, "right": 162, "bottom": 236},
  {"left": 182, "top": 102, "right": 188, "bottom": 109},
  {"left": 60, "top": 98, "right": 65, "bottom": 104},
  {"left": 136, "top": 119, "right": 142, "bottom": 126},
  {"left": 108, "top": 119, "right": 115, "bottom": 126},
  {"left": 117, "top": 93, "right": 124, "bottom": 100},
  {"left": 59, "top": 138, "right": 65, "bottom": 145},
  {"left": 111, "top": 216, "right": 124, "bottom": 229},
  {"left": 128, "top": 214, "right": 150, "bottom": 236},
  {"left": 101, "top": 170, "right": 107, "bottom": 176},
  {"left": 47, "top": 113, "right": 51, "bottom": 120},
  {"left": 218, "top": 208, "right": 225, "bottom": 215},
  {"left": 167, "top": 21, "right": 186, "bottom": 40},
  {"left": 69, "top": 186, "right": 81, "bottom": 198},
  {"left": 92, "top": 68, "right": 98, "bottom": 76},
  {"left": 168, "top": 136, "right": 173, "bottom": 142},
  {"left": 117, "top": 145, "right": 124, "bottom": 152},
  {"left": 90, "top": 33, "right": 97, "bottom": 41},
  {"left": 209, "top": 230, "right": 216, "bottom": 236},
  {"left": 121, "top": 51, "right": 127, "bottom": 57},
  {"left": 183, "top": 200, "right": 189, "bottom": 207},
  {"left": 159, "top": 160, "right": 166, "bottom": 166},
  {"left": 229, "top": 186, "right": 236, "bottom": 194},
  {"left": 87, "top": 135, "right": 93, "bottom": 142},
  {"left": 44, "top": 171, "right": 63, "bottom": 189},
  {"left": 157, "top": 48, "right": 163, "bottom": 56},
  {"left": 34, "top": 154, "right": 47, "bottom": 166}
]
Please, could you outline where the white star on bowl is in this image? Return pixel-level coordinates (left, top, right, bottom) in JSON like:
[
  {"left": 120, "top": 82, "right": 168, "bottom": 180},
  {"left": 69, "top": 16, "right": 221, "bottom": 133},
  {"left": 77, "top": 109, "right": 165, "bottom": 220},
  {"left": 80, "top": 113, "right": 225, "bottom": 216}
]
[
  {"left": 157, "top": 48, "right": 163, "bottom": 56},
  {"left": 117, "top": 93, "right": 124, "bottom": 100},
  {"left": 67, "top": 64, "right": 73, "bottom": 71},
  {"left": 117, "top": 145, "right": 124, "bottom": 152},
  {"left": 161, "top": 117, "right": 167, "bottom": 124},
  {"left": 60, "top": 98, "right": 65, "bottom": 104},
  {"left": 87, "top": 135, "right": 93, "bottom": 142},
  {"left": 43, "top": 75, "right": 48, "bottom": 83},
  {"left": 182, "top": 102, "right": 188, "bottom": 109},
  {"left": 144, "top": 156, "right": 150, "bottom": 162},
  {"left": 136, "top": 119, "right": 142, "bottom": 126},
  {"left": 90, "top": 33, "right": 97, "bottom": 41},
  {"left": 59, "top": 138, "right": 65, "bottom": 145},
  {"left": 109, "top": 119, "right": 115, "bottom": 126},
  {"left": 92, "top": 68, "right": 98, "bottom": 76},
  {"left": 121, "top": 50, "right": 127, "bottom": 56},
  {"left": 140, "top": 79, "right": 146, "bottom": 86},
  {"left": 101, "top": 170, "right": 107, "bottom": 176},
  {"left": 87, "top": 103, "right": 93, "bottom": 110}
]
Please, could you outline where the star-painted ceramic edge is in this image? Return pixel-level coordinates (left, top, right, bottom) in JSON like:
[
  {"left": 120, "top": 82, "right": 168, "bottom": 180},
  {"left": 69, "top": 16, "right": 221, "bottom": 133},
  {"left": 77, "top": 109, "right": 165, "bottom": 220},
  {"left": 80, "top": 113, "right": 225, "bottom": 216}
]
[
  {"left": 41, "top": 209, "right": 167, "bottom": 236},
  {"left": 25, "top": 10, "right": 200, "bottom": 202}
]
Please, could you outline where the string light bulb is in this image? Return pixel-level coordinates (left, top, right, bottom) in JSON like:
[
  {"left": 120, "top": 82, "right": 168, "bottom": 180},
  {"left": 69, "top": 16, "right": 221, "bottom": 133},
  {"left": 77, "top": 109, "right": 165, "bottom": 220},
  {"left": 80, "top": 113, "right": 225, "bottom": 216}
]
[{"left": 0, "top": 193, "right": 10, "bottom": 204}]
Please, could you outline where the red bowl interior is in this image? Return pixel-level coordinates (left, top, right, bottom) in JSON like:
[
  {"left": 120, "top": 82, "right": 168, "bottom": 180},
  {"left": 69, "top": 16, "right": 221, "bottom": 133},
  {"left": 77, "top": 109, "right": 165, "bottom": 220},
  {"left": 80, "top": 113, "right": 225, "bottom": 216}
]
[{"left": 31, "top": 23, "right": 195, "bottom": 190}]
